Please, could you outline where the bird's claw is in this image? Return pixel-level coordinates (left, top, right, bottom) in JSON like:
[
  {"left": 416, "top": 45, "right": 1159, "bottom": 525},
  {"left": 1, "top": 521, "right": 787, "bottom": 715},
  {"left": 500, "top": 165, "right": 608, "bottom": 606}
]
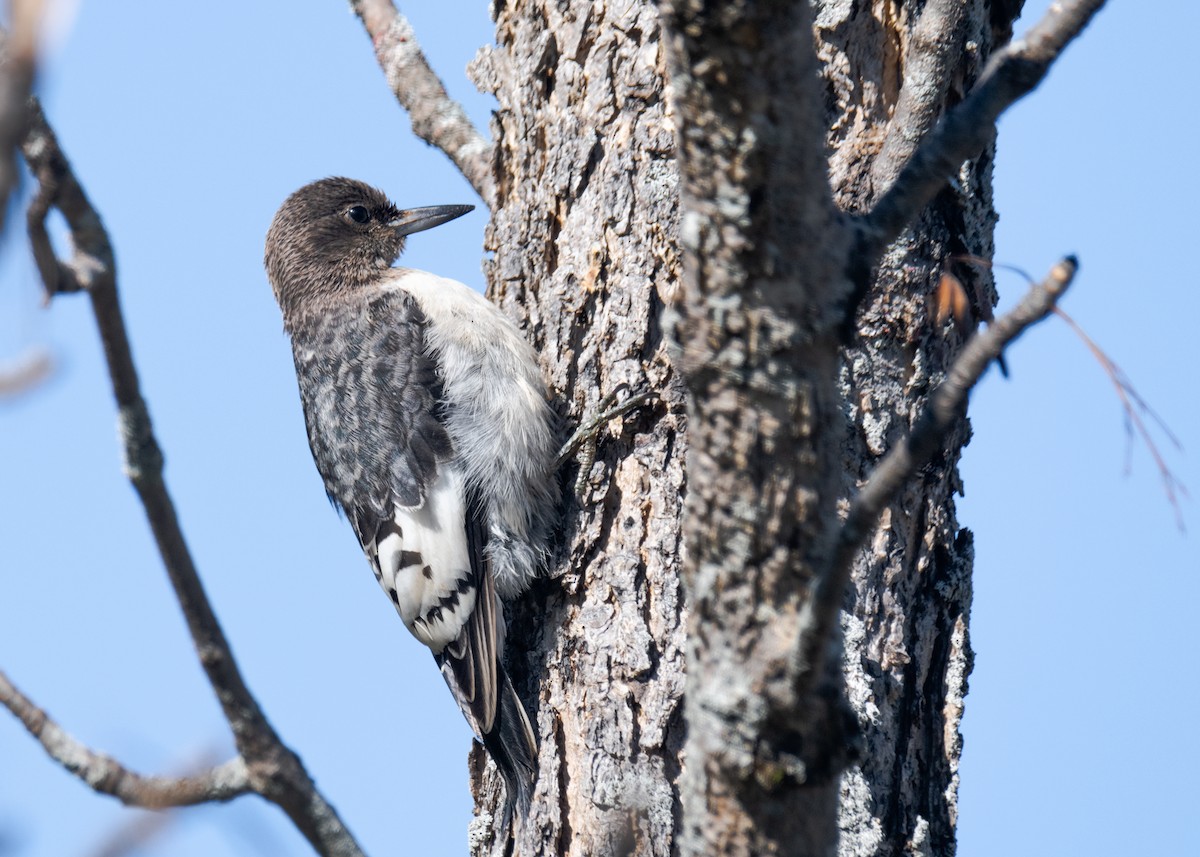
[{"left": 558, "top": 386, "right": 656, "bottom": 499}]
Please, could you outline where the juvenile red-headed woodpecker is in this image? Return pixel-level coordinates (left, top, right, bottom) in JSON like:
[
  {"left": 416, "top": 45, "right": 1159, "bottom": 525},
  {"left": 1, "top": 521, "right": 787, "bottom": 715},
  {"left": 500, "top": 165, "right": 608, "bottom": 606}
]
[{"left": 264, "top": 177, "right": 557, "bottom": 817}]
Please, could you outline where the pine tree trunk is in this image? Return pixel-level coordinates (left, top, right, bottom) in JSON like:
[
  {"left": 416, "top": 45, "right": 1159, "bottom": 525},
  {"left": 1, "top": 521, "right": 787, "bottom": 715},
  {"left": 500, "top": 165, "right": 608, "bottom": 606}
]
[{"left": 466, "top": 1, "right": 1022, "bottom": 855}]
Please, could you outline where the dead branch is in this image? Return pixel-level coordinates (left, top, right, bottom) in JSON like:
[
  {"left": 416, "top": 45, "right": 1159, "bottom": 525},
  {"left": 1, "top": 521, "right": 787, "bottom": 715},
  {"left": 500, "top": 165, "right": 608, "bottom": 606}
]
[
  {"left": 807, "top": 255, "right": 1079, "bottom": 680},
  {"left": 350, "top": 0, "right": 494, "bottom": 206},
  {"left": 0, "top": 5, "right": 41, "bottom": 234},
  {"left": 868, "top": 0, "right": 970, "bottom": 198},
  {"left": 859, "top": 0, "right": 1106, "bottom": 257},
  {"left": 0, "top": 669, "right": 249, "bottom": 808},
  {"left": 16, "top": 100, "right": 367, "bottom": 857}
]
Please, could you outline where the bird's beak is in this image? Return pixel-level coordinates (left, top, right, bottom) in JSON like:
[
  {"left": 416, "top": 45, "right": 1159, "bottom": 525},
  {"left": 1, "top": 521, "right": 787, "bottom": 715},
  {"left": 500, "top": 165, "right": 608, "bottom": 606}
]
[{"left": 389, "top": 205, "right": 474, "bottom": 237}]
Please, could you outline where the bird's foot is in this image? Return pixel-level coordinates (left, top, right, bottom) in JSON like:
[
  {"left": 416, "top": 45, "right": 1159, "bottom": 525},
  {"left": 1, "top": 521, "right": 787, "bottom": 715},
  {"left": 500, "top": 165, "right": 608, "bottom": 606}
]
[{"left": 558, "top": 386, "right": 656, "bottom": 499}]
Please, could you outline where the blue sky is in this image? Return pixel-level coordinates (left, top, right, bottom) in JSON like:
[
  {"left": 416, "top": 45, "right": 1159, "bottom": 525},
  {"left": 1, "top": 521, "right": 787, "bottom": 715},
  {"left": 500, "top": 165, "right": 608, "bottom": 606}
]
[{"left": 1, "top": 2, "right": 1196, "bottom": 856}]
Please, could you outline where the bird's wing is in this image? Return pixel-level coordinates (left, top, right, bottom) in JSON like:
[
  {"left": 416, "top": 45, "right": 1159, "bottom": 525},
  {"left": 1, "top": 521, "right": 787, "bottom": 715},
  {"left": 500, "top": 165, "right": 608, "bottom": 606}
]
[
  {"left": 433, "top": 490, "right": 499, "bottom": 735},
  {"left": 293, "top": 289, "right": 450, "bottom": 521},
  {"left": 436, "top": 492, "right": 539, "bottom": 813},
  {"left": 364, "top": 470, "right": 500, "bottom": 739},
  {"left": 294, "top": 290, "right": 501, "bottom": 736}
]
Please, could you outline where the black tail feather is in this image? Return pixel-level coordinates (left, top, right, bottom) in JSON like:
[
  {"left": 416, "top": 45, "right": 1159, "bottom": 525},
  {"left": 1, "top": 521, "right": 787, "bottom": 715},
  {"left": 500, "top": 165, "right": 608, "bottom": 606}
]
[{"left": 481, "top": 666, "right": 538, "bottom": 826}]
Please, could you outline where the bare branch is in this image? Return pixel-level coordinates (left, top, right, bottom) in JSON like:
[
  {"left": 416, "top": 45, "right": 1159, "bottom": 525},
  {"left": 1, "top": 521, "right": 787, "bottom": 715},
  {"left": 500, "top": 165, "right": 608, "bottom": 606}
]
[
  {"left": 807, "top": 256, "right": 1079, "bottom": 679},
  {"left": 23, "top": 103, "right": 104, "bottom": 299},
  {"left": 0, "top": 345, "right": 53, "bottom": 398},
  {"left": 859, "top": 0, "right": 1106, "bottom": 253},
  {"left": 0, "top": 669, "right": 250, "bottom": 808},
  {"left": 0, "top": 4, "right": 41, "bottom": 233},
  {"left": 868, "top": 0, "right": 970, "bottom": 196},
  {"left": 19, "top": 101, "right": 367, "bottom": 857},
  {"left": 350, "top": 0, "right": 494, "bottom": 206},
  {"left": 87, "top": 810, "right": 177, "bottom": 857}
]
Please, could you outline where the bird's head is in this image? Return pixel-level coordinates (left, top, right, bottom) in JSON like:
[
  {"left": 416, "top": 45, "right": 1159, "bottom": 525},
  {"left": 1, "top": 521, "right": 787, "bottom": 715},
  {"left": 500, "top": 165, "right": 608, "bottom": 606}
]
[{"left": 264, "top": 177, "right": 472, "bottom": 324}]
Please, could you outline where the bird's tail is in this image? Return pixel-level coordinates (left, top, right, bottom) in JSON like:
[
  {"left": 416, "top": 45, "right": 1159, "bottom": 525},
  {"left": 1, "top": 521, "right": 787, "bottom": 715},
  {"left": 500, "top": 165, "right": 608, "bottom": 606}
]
[{"left": 481, "top": 665, "right": 538, "bottom": 825}]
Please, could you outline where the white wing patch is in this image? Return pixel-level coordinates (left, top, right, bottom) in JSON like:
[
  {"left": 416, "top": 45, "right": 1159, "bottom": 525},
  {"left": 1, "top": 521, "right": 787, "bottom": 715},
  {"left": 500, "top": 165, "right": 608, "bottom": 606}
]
[
  {"left": 373, "top": 465, "right": 476, "bottom": 653},
  {"left": 382, "top": 267, "right": 558, "bottom": 600}
]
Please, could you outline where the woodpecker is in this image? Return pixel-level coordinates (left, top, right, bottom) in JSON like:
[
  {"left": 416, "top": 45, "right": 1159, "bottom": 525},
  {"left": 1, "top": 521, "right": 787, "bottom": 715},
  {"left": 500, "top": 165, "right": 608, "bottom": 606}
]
[{"left": 264, "top": 177, "right": 557, "bottom": 818}]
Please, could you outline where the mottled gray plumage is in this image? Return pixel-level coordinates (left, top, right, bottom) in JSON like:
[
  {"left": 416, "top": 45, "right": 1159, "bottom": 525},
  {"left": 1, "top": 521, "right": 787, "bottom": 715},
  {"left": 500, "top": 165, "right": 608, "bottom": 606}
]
[
  {"left": 291, "top": 290, "right": 448, "bottom": 517},
  {"left": 265, "top": 177, "right": 557, "bottom": 820}
]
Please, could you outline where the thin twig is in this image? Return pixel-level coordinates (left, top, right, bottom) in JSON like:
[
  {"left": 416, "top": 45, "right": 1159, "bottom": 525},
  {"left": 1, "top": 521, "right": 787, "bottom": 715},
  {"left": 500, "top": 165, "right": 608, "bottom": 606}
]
[
  {"left": 0, "top": 669, "right": 250, "bottom": 808},
  {"left": 18, "top": 101, "right": 367, "bottom": 857},
  {"left": 805, "top": 256, "right": 1079, "bottom": 681},
  {"left": 858, "top": 0, "right": 1107, "bottom": 255},
  {"left": 350, "top": 0, "right": 494, "bottom": 206},
  {"left": 869, "top": 0, "right": 970, "bottom": 196},
  {"left": 1055, "top": 308, "right": 1187, "bottom": 529}
]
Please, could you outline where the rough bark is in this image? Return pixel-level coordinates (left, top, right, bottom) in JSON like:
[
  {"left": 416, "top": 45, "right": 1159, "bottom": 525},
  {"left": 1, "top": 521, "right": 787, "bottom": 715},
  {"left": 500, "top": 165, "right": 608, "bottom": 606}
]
[
  {"left": 468, "top": 3, "right": 686, "bottom": 855},
  {"left": 460, "top": 1, "right": 1019, "bottom": 855},
  {"left": 816, "top": 3, "right": 1010, "bottom": 853},
  {"left": 658, "top": 0, "right": 851, "bottom": 854}
]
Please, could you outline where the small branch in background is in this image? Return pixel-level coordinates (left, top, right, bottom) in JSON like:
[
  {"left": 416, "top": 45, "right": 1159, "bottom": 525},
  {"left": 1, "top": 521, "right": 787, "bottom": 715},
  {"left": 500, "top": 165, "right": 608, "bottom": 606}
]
[
  {"left": 0, "top": 669, "right": 250, "bottom": 808},
  {"left": 868, "top": 0, "right": 970, "bottom": 197},
  {"left": 349, "top": 0, "right": 495, "bottom": 206},
  {"left": 1055, "top": 308, "right": 1187, "bottom": 529},
  {"left": 945, "top": 254, "right": 1186, "bottom": 526},
  {"left": 0, "top": 344, "right": 52, "bottom": 398},
  {"left": 858, "top": 0, "right": 1107, "bottom": 257},
  {"left": 23, "top": 101, "right": 110, "bottom": 300},
  {"left": 17, "top": 101, "right": 367, "bottom": 857},
  {"left": 86, "top": 810, "right": 177, "bottom": 857},
  {"left": 0, "top": 3, "right": 41, "bottom": 234},
  {"left": 805, "top": 256, "right": 1079, "bottom": 681}
]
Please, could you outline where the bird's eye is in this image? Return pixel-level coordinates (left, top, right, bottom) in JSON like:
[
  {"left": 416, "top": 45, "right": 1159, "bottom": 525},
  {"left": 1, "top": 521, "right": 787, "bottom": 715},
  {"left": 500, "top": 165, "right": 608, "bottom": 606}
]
[{"left": 347, "top": 206, "right": 370, "bottom": 224}]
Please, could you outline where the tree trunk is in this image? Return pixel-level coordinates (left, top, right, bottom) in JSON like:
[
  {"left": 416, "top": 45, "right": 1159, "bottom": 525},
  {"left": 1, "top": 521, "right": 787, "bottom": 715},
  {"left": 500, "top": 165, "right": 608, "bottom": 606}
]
[
  {"left": 469, "top": 3, "right": 686, "bottom": 855},
  {"left": 466, "top": 1, "right": 1021, "bottom": 855},
  {"left": 818, "top": 3, "right": 1010, "bottom": 853}
]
